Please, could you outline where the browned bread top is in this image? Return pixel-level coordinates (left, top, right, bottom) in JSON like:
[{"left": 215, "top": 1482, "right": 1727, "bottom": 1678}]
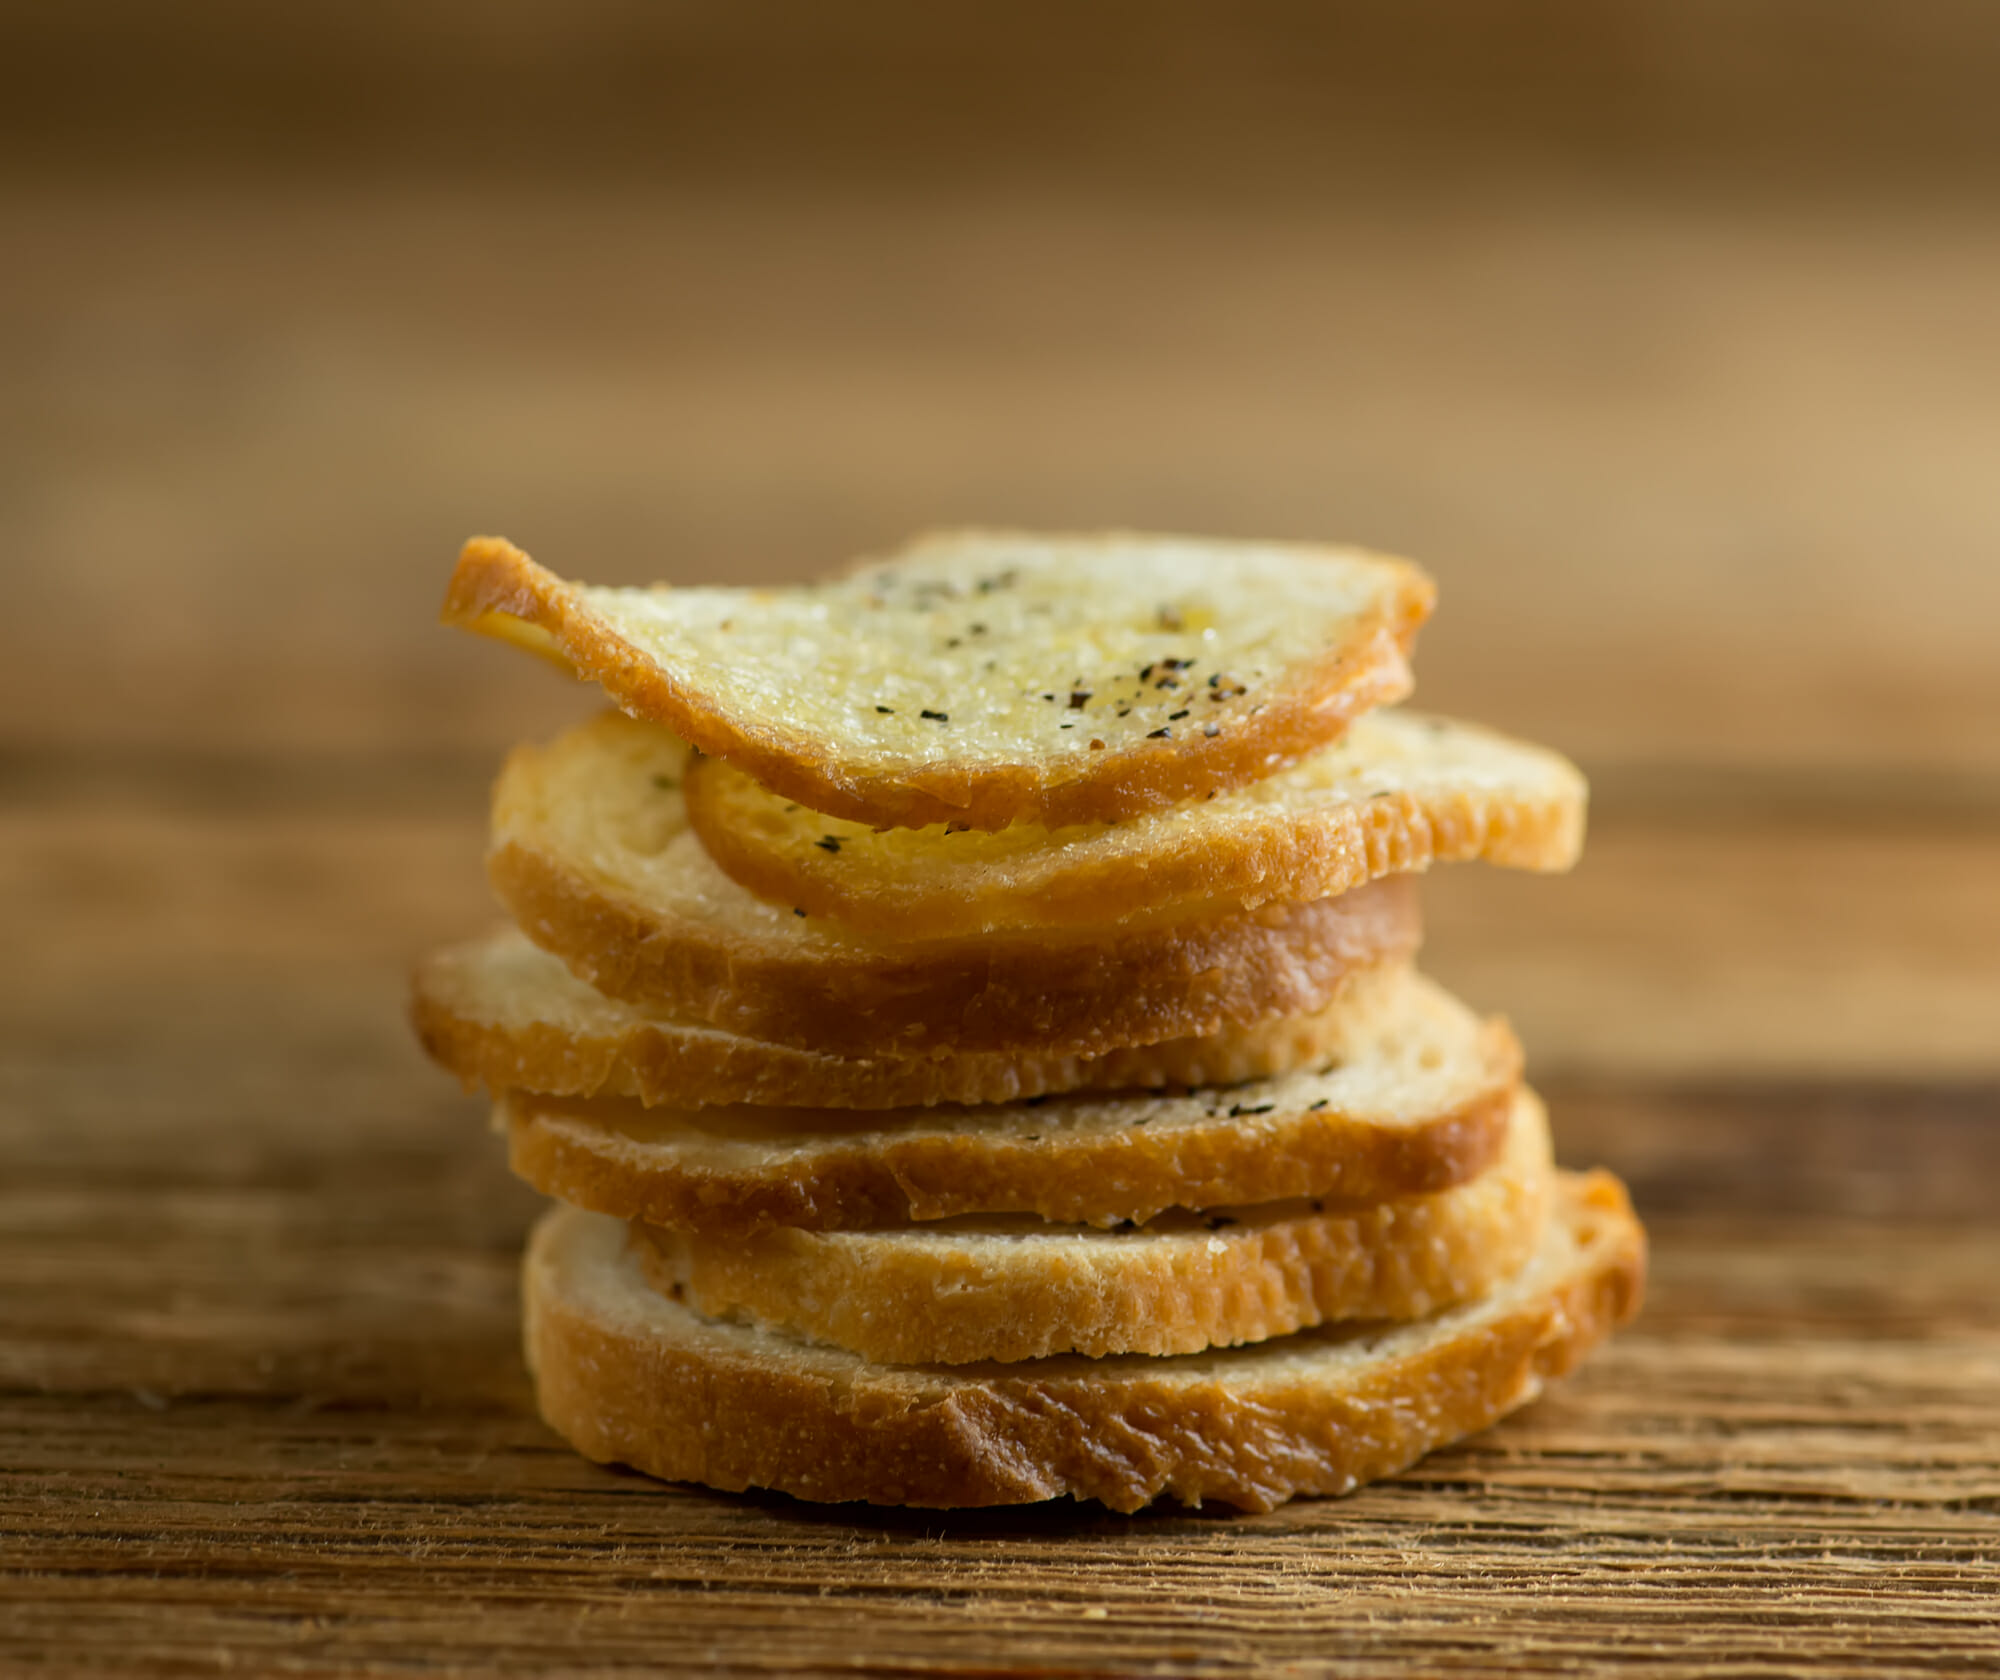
[{"left": 445, "top": 530, "right": 1432, "bottom": 831}]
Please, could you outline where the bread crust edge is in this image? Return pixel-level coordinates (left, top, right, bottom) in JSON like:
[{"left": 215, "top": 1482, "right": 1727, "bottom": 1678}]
[
  {"left": 487, "top": 838, "right": 1424, "bottom": 1059},
  {"left": 632, "top": 1089, "right": 1554, "bottom": 1361},
  {"left": 503, "top": 1031, "right": 1522, "bottom": 1234},
  {"left": 411, "top": 936, "right": 1420, "bottom": 1112},
  {"left": 682, "top": 728, "right": 1584, "bottom": 941}
]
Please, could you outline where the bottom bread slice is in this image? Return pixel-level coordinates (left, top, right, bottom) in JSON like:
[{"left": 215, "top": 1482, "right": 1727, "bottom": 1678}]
[{"left": 524, "top": 1170, "right": 1644, "bottom": 1513}]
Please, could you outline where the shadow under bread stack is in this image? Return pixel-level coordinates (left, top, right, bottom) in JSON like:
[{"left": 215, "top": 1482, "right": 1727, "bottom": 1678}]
[{"left": 414, "top": 530, "right": 1645, "bottom": 1513}]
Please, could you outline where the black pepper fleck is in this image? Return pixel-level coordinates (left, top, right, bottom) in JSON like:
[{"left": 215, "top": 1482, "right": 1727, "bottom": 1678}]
[
  {"left": 1168, "top": 708, "right": 1190, "bottom": 721},
  {"left": 1068, "top": 690, "right": 1091, "bottom": 709},
  {"left": 1147, "top": 727, "right": 1171, "bottom": 739},
  {"left": 874, "top": 705, "right": 895, "bottom": 715},
  {"left": 814, "top": 836, "right": 842, "bottom": 853},
  {"left": 920, "top": 708, "right": 950, "bottom": 722},
  {"left": 1227, "top": 1103, "right": 1275, "bottom": 1117}
]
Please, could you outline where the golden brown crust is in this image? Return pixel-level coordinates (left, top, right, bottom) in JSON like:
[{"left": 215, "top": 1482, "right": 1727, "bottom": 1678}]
[
  {"left": 491, "top": 837, "right": 1423, "bottom": 1060},
  {"left": 684, "top": 710, "right": 1586, "bottom": 940},
  {"left": 411, "top": 930, "right": 1421, "bottom": 1111},
  {"left": 524, "top": 1173, "right": 1645, "bottom": 1511},
  {"left": 443, "top": 534, "right": 1432, "bottom": 832},
  {"left": 501, "top": 976, "right": 1525, "bottom": 1233},
  {"left": 631, "top": 1089, "right": 1553, "bottom": 1362},
  {"left": 509, "top": 1083, "right": 1512, "bottom": 1234}
]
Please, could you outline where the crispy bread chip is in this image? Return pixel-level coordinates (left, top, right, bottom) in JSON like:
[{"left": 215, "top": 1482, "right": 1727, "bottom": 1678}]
[
  {"left": 688, "top": 709, "right": 1585, "bottom": 938},
  {"left": 632, "top": 1088, "right": 1552, "bottom": 1362},
  {"left": 445, "top": 531, "right": 1432, "bottom": 831},
  {"left": 414, "top": 929, "right": 1420, "bottom": 1111}
]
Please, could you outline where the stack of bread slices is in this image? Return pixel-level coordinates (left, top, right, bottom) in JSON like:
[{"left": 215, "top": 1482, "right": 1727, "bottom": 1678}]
[{"left": 414, "top": 530, "right": 1644, "bottom": 1514}]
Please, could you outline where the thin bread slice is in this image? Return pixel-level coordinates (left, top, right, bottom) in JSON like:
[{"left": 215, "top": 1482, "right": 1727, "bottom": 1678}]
[
  {"left": 414, "top": 929, "right": 1424, "bottom": 1111},
  {"left": 490, "top": 713, "right": 1421, "bottom": 1057},
  {"left": 445, "top": 530, "right": 1433, "bottom": 832},
  {"left": 632, "top": 1088, "right": 1553, "bottom": 1363},
  {"left": 688, "top": 709, "right": 1585, "bottom": 939},
  {"left": 503, "top": 966, "right": 1522, "bottom": 1233},
  {"left": 525, "top": 1171, "right": 1644, "bottom": 1512}
]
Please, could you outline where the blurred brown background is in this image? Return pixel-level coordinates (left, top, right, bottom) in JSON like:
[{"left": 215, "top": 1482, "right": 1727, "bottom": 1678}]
[
  {"left": 7, "top": 0, "right": 1997, "bottom": 1076},
  {"left": 7, "top": 8, "right": 2000, "bottom": 1673}
]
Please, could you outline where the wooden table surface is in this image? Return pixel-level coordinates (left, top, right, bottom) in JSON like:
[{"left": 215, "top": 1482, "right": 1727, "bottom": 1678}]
[{"left": 6, "top": 16, "right": 2000, "bottom": 1665}]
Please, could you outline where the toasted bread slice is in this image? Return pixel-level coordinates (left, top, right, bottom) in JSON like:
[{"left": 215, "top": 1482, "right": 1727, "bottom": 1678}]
[
  {"left": 414, "top": 929, "right": 1424, "bottom": 1111},
  {"left": 688, "top": 709, "right": 1585, "bottom": 939},
  {"left": 502, "top": 965, "right": 1521, "bottom": 1233},
  {"left": 525, "top": 1171, "right": 1643, "bottom": 1511},
  {"left": 445, "top": 531, "right": 1432, "bottom": 832},
  {"left": 632, "top": 1088, "right": 1552, "bottom": 1363},
  {"left": 490, "top": 713, "right": 1421, "bottom": 1057}
]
